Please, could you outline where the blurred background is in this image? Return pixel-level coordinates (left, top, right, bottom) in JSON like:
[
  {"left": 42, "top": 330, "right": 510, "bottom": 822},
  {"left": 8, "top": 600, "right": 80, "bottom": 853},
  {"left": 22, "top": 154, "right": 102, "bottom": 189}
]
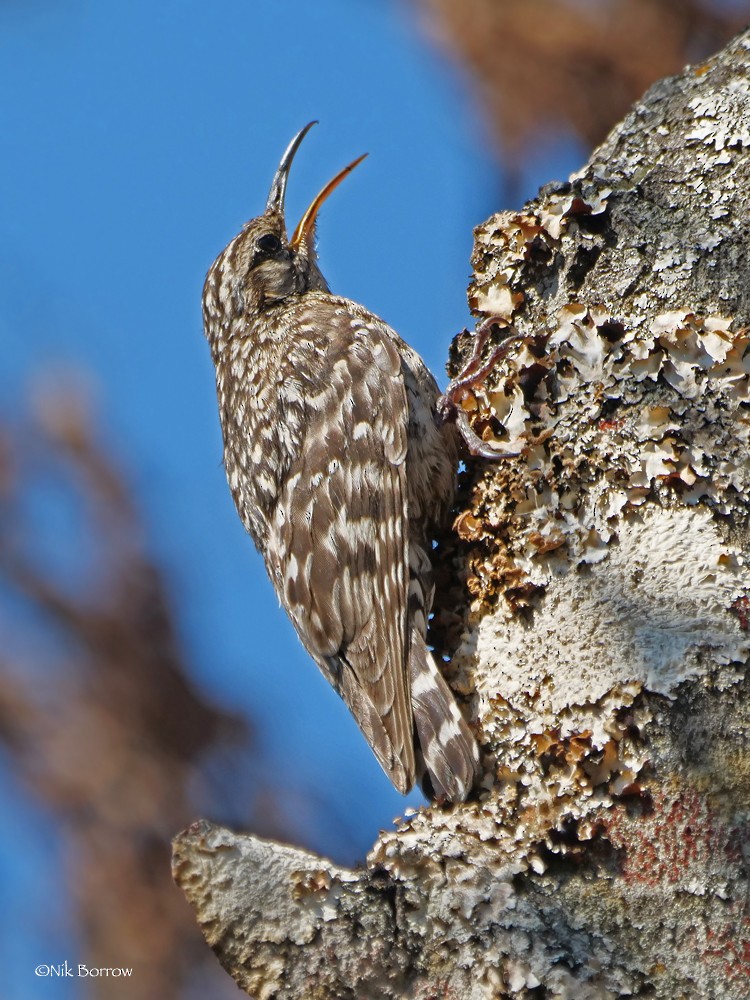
[{"left": 1, "top": 1, "right": 745, "bottom": 997}]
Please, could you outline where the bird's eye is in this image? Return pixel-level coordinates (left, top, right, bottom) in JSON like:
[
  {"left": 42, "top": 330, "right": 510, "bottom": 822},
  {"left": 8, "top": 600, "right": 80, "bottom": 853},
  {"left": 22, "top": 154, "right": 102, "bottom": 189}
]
[{"left": 256, "top": 233, "right": 282, "bottom": 255}]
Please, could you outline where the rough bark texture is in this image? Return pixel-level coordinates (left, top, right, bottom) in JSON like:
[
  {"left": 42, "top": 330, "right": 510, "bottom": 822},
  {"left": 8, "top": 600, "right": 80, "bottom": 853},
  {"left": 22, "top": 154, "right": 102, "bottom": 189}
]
[{"left": 173, "top": 30, "right": 750, "bottom": 999}]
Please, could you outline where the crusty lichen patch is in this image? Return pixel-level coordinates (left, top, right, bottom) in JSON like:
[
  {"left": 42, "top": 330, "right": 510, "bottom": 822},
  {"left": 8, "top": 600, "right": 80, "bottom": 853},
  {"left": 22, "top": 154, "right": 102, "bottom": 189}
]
[
  {"left": 454, "top": 304, "right": 750, "bottom": 607},
  {"left": 476, "top": 505, "right": 750, "bottom": 707},
  {"left": 420, "top": 290, "right": 750, "bottom": 883}
]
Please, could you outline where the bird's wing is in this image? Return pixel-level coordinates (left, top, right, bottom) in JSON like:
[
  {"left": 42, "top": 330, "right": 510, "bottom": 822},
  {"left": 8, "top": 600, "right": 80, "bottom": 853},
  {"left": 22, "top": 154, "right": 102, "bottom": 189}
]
[{"left": 269, "top": 307, "right": 415, "bottom": 792}]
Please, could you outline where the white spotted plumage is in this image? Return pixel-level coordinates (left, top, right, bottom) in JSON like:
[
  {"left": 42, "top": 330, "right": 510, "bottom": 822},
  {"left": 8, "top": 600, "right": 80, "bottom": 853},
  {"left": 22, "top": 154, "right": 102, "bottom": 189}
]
[{"left": 201, "top": 124, "right": 480, "bottom": 801}]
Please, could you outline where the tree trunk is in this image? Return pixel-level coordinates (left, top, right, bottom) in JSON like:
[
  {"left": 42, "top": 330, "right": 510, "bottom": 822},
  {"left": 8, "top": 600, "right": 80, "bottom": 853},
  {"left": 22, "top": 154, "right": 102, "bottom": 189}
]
[{"left": 172, "top": 29, "right": 750, "bottom": 999}]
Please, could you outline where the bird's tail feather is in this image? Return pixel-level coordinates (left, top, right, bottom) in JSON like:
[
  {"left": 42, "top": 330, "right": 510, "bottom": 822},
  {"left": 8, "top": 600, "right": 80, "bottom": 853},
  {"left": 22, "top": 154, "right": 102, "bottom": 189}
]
[{"left": 410, "top": 632, "right": 481, "bottom": 802}]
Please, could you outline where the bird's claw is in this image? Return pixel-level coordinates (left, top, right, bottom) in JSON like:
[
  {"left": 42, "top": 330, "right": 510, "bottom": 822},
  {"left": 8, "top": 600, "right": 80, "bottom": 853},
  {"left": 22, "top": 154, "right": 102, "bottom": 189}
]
[{"left": 436, "top": 318, "right": 533, "bottom": 459}]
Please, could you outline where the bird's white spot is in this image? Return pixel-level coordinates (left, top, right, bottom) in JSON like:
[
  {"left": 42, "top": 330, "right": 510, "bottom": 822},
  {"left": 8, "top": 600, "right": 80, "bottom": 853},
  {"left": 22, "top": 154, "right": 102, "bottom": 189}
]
[
  {"left": 257, "top": 471, "right": 275, "bottom": 496},
  {"left": 438, "top": 719, "right": 460, "bottom": 745},
  {"left": 287, "top": 553, "right": 298, "bottom": 581},
  {"left": 411, "top": 669, "right": 434, "bottom": 699}
]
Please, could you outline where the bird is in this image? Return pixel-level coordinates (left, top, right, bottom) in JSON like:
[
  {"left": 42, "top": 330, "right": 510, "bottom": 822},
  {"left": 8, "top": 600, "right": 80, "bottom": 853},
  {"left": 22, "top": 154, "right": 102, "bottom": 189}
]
[{"left": 201, "top": 122, "right": 480, "bottom": 802}]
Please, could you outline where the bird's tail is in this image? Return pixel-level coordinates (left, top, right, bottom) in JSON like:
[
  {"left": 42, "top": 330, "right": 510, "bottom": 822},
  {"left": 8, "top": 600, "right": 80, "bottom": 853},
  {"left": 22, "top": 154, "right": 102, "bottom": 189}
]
[{"left": 410, "top": 631, "right": 481, "bottom": 802}]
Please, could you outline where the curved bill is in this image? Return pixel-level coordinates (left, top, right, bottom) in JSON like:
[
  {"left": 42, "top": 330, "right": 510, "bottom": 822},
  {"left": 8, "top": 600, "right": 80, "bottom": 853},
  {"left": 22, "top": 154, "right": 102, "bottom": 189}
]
[
  {"left": 265, "top": 121, "right": 318, "bottom": 214},
  {"left": 290, "top": 153, "right": 368, "bottom": 249}
]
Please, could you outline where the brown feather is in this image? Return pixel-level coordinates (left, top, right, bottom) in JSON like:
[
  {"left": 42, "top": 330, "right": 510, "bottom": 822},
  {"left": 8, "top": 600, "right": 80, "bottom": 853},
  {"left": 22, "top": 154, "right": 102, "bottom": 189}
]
[{"left": 201, "top": 136, "right": 480, "bottom": 800}]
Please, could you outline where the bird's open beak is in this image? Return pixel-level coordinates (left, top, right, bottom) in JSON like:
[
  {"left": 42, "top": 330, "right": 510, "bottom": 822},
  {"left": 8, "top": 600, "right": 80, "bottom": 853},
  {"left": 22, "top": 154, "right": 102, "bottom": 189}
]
[
  {"left": 266, "top": 122, "right": 367, "bottom": 249},
  {"left": 289, "top": 154, "right": 368, "bottom": 250},
  {"left": 265, "top": 120, "right": 318, "bottom": 215}
]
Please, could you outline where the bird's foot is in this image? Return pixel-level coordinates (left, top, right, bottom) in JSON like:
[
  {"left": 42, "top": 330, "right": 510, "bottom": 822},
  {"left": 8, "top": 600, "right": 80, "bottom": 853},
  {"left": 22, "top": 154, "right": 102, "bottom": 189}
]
[{"left": 436, "top": 318, "right": 532, "bottom": 459}]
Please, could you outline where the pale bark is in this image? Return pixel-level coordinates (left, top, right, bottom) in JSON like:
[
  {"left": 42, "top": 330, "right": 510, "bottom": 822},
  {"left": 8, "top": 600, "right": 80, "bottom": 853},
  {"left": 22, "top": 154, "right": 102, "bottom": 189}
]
[{"left": 173, "top": 29, "right": 750, "bottom": 999}]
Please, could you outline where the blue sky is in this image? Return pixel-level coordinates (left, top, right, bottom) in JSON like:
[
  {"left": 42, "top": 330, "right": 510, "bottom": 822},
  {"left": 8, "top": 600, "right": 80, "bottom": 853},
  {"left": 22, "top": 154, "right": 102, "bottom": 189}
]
[{"left": 0, "top": 2, "right": 583, "bottom": 996}]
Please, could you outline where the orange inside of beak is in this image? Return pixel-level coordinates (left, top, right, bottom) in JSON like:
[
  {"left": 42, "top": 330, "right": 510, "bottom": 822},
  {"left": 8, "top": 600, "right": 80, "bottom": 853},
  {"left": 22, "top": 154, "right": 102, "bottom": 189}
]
[{"left": 290, "top": 154, "right": 368, "bottom": 249}]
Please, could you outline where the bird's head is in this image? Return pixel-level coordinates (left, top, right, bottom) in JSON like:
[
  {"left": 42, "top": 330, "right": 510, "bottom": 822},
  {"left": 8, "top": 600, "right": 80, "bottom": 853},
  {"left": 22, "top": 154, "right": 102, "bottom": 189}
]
[{"left": 203, "top": 122, "right": 366, "bottom": 323}]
